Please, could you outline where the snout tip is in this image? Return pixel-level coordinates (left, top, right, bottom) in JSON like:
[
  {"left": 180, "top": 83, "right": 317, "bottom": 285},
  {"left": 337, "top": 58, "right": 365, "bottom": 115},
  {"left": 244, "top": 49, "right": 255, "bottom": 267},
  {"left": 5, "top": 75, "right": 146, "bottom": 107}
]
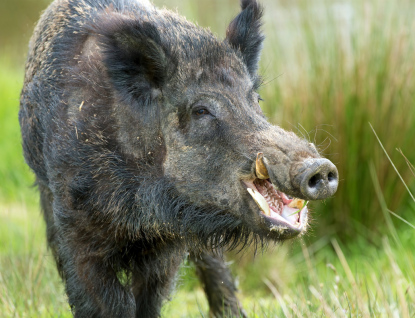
[{"left": 300, "top": 158, "right": 338, "bottom": 200}]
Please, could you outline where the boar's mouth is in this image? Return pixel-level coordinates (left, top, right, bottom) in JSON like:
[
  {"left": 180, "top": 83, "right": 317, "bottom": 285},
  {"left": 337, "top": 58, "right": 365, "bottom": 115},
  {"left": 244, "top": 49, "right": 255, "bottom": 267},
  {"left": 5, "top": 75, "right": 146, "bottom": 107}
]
[
  {"left": 242, "top": 153, "right": 308, "bottom": 238},
  {"left": 244, "top": 179, "right": 308, "bottom": 235}
]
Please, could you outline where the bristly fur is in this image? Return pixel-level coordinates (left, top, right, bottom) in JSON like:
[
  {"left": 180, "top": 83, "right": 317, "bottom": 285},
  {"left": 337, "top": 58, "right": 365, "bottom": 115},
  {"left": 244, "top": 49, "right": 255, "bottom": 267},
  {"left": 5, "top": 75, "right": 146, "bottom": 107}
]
[{"left": 19, "top": 0, "right": 331, "bottom": 316}]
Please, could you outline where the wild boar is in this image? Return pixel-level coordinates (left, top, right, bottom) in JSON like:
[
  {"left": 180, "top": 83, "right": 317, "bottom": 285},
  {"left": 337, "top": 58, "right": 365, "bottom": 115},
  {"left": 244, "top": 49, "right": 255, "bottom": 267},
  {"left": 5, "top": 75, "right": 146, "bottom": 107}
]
[{"left": 19, "top": 0, "right": 338, "bottom": 316}]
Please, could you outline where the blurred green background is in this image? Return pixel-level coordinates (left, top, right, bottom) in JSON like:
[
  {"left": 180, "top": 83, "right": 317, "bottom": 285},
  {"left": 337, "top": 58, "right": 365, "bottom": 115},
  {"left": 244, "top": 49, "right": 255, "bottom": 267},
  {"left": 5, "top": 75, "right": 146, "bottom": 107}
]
[{"left": 1, "top": 0, "right": 415, "bottom": 316}]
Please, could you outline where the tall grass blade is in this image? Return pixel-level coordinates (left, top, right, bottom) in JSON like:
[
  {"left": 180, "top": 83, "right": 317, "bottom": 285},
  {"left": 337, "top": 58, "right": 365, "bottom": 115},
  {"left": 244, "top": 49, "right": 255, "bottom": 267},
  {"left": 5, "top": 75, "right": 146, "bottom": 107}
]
[
  {"left": 331, "top": 238, "right": 370, "bottom": 317},
  {"left": 387, "top": 209, "right": 415, "bottom": 230},
  {"left": 369, "top": 161, "right": 400, "bottom": 244},
  {"left": 263, "top": 278, "right": 291, "bottom": 318},
  {"left": 370, "top": 123, "right": 415, "bottom": 202},
  {"left": 397, "top": 148, "right": 415, "bottom": 178}
]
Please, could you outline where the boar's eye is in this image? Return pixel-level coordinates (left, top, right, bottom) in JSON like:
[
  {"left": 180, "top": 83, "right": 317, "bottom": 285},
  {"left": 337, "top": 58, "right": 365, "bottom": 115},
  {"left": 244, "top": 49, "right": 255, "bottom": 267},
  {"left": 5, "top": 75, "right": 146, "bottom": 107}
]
[
  {"left": 193, "top": 108, "right": 211, "bottom": 116},
  {"left": 191, "top": 101, "right": 215, "bottom": 119}
]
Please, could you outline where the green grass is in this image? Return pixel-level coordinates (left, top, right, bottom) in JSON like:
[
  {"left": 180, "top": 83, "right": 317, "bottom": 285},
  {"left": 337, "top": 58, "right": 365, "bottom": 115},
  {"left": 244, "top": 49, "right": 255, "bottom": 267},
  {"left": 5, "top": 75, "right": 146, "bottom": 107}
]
[
  {"left": 2, "top": 201, "right": 415, "bottom": 317},
  {"left": 0, "top": 203, "right": 70, "bottom": 317},
  {"left": 0, "top": 59, "right": 37, "bottom": 205}
]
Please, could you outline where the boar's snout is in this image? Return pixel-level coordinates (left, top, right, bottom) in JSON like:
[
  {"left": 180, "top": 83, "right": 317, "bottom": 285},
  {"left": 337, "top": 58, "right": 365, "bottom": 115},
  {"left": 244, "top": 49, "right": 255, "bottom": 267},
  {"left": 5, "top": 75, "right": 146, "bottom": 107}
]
[{"left": 293, "top": 158, "right": 338, "bottom": 200}]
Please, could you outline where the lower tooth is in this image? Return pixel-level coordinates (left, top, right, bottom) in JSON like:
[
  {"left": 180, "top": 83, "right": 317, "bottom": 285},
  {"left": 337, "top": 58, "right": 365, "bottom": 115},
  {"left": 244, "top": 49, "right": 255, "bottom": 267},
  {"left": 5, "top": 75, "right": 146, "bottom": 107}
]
[
  {"left": 247, "top": 188, "right": 271, "bottom": 216},
  {"left": 288, "top": 198, "right": 305, "bottom": 209}
]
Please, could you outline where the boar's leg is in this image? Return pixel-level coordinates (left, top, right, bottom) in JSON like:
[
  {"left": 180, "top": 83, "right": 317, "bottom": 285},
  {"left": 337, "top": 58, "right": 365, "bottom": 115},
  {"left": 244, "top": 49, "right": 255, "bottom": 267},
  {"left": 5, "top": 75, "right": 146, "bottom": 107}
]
[
  {"left": 40, "top": 183, "right": 134, "bottom": 316},
  {"left": 49, "top": 214, "right": 136, "bottom": 318},
  {"left": 131, "top": 254, "right": 183, "bottom": 318},
  {"left": 59, "top": 248, "right": 137, "bottom": 317},
  {"left": 191, "top": 251, "right": 246, "bottom": 318},
  {"left": 60, "top": 249, "right": 136, "bottom": 317}
]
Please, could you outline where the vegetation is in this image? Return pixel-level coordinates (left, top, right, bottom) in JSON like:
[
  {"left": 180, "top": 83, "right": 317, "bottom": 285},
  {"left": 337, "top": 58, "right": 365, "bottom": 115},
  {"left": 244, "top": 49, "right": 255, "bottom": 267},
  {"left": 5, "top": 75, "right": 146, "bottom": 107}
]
[
  {"left": 2, "top": 200, "right": 415, "bottom": 317},
  {"left": 1, "top": 0, "right": 414, "bottom": 316}
]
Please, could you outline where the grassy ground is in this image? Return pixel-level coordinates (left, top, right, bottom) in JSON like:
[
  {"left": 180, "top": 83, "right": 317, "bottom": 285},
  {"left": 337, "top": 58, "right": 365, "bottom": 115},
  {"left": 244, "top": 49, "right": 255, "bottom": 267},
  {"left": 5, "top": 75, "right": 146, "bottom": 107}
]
[
  {"left": 1, "top": 0, "right": 415, "bottom": 316},
  {"left": 2, "top": 200, "right": 415, "bottom": 317}
]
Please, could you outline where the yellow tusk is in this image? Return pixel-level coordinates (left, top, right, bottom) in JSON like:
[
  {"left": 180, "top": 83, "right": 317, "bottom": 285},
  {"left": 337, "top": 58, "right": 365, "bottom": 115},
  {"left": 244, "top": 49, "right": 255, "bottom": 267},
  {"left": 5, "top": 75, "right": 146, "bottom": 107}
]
[{"left": 256, "top": 152, "right": 269, "bottom": 179}]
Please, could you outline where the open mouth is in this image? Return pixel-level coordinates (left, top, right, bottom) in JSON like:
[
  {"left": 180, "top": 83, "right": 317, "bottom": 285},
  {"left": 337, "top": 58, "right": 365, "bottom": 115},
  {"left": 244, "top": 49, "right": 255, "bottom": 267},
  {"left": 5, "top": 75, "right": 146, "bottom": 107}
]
[
  {"left": 243, "top": 153, "right": 308, "bottom": 232},
  {"left": 244, "top": 179, "right": 307, "bottom": 229}
]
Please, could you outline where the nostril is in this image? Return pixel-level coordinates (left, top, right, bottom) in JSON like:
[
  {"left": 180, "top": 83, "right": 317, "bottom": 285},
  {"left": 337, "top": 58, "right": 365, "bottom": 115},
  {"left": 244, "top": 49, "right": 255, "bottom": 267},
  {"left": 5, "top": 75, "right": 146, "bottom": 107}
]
[
  {"left": 298, "top": 158, "right": 339, "bottom": 200},
  {"left": 308, "top": 174, "right": 321, "bottom": 188}
]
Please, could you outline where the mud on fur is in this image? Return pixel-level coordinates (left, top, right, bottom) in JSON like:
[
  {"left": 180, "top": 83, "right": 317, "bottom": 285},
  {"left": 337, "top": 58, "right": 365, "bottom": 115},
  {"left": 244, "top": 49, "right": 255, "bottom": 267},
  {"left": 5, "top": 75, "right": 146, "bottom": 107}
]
[{"left": 19, "top": 0, "right": 338, "bottom": 316}]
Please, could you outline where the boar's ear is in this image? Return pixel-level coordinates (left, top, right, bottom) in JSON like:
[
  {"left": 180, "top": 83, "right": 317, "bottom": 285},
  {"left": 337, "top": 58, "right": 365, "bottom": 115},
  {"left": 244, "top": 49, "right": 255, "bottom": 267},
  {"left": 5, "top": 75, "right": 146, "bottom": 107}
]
[
  {"left": 97, "top": 16, "right": 176, "bottom": 101},
  {"left": 225, "top": 0, "right": 264, "bottom": 78}
]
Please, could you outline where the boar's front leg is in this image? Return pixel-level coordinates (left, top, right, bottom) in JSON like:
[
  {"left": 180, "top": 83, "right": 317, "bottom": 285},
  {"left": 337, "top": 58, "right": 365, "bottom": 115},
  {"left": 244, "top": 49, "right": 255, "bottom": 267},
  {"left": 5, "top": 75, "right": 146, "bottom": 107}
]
[
  {"left": 59, "top": 245, "right": 136, "bottom": 318},
  {"left": 131, "top": 252, "right": 183, "bottom": 318},
  {"left": 60, "top": 240, "right": 136, "bottom": 318},
  {"left": 191, "top": 251, "right": 247, "bottom": 318},
  {"left": 53, "top": 209, "right": 136, "bottom": 317}
]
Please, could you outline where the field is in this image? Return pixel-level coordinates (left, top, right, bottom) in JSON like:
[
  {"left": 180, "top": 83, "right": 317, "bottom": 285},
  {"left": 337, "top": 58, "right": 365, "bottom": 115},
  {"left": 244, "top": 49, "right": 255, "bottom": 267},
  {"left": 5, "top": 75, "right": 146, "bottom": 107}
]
[{"left": 1, "top": 0, "right": 415, "bottom": 317}]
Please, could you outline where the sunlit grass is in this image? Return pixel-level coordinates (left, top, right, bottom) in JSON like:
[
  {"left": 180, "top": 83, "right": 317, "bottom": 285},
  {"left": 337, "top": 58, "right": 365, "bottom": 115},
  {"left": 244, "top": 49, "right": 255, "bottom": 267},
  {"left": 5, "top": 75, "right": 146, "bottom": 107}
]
[
  {"left": 1, "top": 201, "right": 415, "bottom": 317},
  {"left": 0, "top": 60, "right": 36, "bottom": 205},
  {"left": 0, "top": 203, "right": 70, "bottom": 318}
]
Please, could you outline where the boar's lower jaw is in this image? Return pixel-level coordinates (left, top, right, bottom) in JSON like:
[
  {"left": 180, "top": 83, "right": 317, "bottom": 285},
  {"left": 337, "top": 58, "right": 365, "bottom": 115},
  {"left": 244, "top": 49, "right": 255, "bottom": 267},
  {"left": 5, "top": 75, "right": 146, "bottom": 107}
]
[{"left": 244, "top": 179, "right": 308, "bottom": 238}]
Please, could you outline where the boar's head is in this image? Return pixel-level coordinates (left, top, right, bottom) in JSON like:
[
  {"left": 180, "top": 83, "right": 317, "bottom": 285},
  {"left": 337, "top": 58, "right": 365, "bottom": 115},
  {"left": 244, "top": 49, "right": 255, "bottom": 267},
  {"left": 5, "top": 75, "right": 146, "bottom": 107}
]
[{"left": 96, "top": 0, "right": 338, "bottom": 247}]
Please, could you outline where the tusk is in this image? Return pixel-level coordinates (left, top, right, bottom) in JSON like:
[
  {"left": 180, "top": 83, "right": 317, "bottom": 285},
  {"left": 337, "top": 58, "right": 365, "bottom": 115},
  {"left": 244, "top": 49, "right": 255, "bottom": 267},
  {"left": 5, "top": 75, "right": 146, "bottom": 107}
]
[
  {"left": 247, "top": 188, "right": 271, "bottom": 216},
  {"left": 256, "top": 152, "right": 269, "bottom": 179}
]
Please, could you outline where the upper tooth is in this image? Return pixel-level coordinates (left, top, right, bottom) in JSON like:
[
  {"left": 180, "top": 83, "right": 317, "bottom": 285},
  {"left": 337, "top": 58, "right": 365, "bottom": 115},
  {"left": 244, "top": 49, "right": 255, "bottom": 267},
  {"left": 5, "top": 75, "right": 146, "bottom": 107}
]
[
  {"left": 256, "top": 153, "right": 270, "bottom": 179},
  {"left": 247, "top": 188, "right": 271, "bottom": 216}
]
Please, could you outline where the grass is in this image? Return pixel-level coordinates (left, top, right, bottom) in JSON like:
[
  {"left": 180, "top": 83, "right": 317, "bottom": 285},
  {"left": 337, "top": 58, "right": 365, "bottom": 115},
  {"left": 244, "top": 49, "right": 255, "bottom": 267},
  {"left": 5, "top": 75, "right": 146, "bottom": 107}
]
[
  {"left": 2, "top": 200, "right": 415, "bottom": 317},
  {"left": 0, "top": 58, "right": 37, "bottom": 205},
  {"left": 1, "top": 0, "right": 415, "bottom": 316},
  {"left": 0, "top": 203, "right": 70, "bottom": 317}
]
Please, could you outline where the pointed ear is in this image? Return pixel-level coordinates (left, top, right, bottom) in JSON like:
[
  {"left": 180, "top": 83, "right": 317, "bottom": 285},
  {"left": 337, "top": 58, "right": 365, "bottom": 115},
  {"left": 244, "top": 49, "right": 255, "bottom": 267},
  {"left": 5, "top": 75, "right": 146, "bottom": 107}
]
[
  {"left": 225, "top": 0, "right": 264, "bottom": 78},
  {"left": 96, "top": 15, "right": 177, "bottom": 103}
]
